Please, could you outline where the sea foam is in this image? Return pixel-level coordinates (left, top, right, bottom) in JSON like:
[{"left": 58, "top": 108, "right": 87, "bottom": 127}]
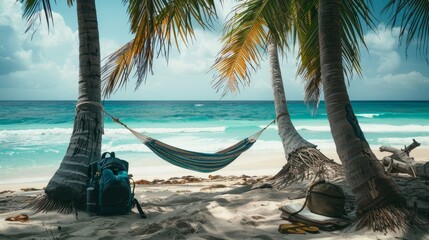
[
  {"left": 377, "top": 136, "right": 429, "bottom": 146},
  {"left": 0, "top": 126, "right": 226, "bottom": 141},
  {"left": 106, "top": 126, "right": 226, "bottom": 134},
  {"left": 355, "top": 113, "right": 381, "bottom": 118},
  {"left": 296, "top": 124, "right": 429, "bottom": 133}
]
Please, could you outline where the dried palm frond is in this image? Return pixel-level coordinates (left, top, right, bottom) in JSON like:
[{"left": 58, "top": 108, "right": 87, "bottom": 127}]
[
  {"left": 354, "top": 204, "right": 414, "bottom": 233},
  {"left": 28, "top": 194, "right": 77, "bottom": 215},
  {"left": 273, "top": 147, "right": 343, "bottom": 188}
]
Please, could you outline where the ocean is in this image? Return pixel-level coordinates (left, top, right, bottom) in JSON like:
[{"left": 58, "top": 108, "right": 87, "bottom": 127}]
[{"left": 1, "top": 101, "right": 428, "bottom": 184}]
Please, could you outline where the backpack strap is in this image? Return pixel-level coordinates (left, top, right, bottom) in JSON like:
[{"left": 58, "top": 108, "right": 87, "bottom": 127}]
[
  {"left": 102, "top": 152, "right": 115, "bottom": 159},
  {"left": 129, "top": 175, "right": 146, "bottom": 219},
  {"left": 133, "top": 198, "right": 147, "bottom": 219},
  {"left": 290, "top": 180, "right": 326, "bottom": 216}
]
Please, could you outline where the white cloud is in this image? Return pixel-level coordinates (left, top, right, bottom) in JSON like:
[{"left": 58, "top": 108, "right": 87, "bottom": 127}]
[
  {"left": 349, "top": 70, "right": 429, "bottom": 100},
  {"left": 0, "top": 1, "right": 77, "bottom": 78},
  {"left": 376, "top": 71, "right": 429, "bottom": 89},
  {"left": 30, "top": 12, "right": 77, "bottom": 48},
  {"left": 0, "top": 1, "right": 122, "bottom": 99},
  {"left": 216, "top": 0, "right": 236, "bottom": 22},
  {"left": 364, "top": 24, "right": 401, "bottom": 74},
  {"left": 376, "top": 51, "right": 401, "bottom": 73},
  {"left": 167, "top": 29, "right": 220, "bottom": 74},
  {"left": 0, "top": 1, "right": 23, "bottom": 28},
  {"left": 100, "top": 38, "right": 121, "bottom": 59},
  {"left": 365, "top": 24, "right": 399, "bottom": 51}
]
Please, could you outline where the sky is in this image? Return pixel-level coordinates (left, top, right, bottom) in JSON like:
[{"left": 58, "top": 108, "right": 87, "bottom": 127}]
[{"left": 0, "top": 0, "right": 428, "bottom": 101}]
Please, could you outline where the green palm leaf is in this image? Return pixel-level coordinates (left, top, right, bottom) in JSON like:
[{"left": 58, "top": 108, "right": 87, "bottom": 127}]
[
  {"left": 21, "top": 0, "right": 74, "bottom": 32},
  {"left": 213, "top": 0, "right": 374, "bottom": 106},
  {"left": 383, "top": 0, "right": 429, "bottom": 62},
  {"left": 211, "top": 0, "right": 292, "bottom": 96},
  {"left": 296, "top": 0, "right": 375, "bottom": 109},
  {"left": 102, "top": 0, "right": 218, "bottom": 98}
]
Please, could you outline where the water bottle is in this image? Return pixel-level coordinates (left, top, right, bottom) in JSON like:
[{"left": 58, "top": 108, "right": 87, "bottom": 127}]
[{"left": 86, "top": 186, "right": 97, "bottom": 212}]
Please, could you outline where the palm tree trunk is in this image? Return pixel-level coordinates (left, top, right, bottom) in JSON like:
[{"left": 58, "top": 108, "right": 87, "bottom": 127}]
[
  {"left": 318, "top": 0, "right": 406, "bottom": 231},
  {"left": 31, "top": 0, "right": 102, "bottom": 213},
  {"left": 269, "top": 37, "right": 315, "bottom": 155},
  {"left": 268, "top": 37, "right": 342, "bottom": 187}
]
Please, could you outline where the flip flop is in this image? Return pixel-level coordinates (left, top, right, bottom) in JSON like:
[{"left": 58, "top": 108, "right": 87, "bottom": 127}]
[
  {"left": 5, "top": 214, "right": 30, "bottom": 223},
  {"left": 278, "top": 223, "right": 320, "bottom": 234}
]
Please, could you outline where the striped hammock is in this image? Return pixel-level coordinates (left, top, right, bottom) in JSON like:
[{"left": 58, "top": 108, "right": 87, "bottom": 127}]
[{"left": 105, "top": 111, "right": 274, "bottom": 173}]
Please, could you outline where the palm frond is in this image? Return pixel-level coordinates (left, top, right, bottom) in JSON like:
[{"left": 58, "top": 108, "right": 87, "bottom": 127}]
[
  {"left": 211, "top": 0, "right": 292, "bottom": 96},
  {"left": 21, "top": 0, "right": 55, "bottom": 32},
  {"left": 157, "top": 0, "right": 217, "bottom": 54},
  {"left": 340, "top": 0, "right": 375, "bottom": 78},
  {"left": 102, "top": 0, "right": 218, "bottom": 98},
  {"left": 383, "top": 0, "right": 429, "bottom": 62},
  {"left": 101, "top": 41, "right": 138, "bottom": 98},
  {"left": 28, "top": 194, "right": 77, "bottom": 215},
  {"left": 292, "top": 0, "right": 321, "bottom": 110},
  {"left": 295, "top": 0, "right": 375, "bottom": 110}
]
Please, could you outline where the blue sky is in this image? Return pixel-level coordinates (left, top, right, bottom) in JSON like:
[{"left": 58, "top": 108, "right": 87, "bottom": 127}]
[{"left": 0, "top": 0, "right": 428, "bottom": 101}]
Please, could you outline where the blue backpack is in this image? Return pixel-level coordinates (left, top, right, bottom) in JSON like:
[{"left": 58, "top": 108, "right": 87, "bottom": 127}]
[{"left": 87, "top": 152, "right": 146, "bottom": 218}]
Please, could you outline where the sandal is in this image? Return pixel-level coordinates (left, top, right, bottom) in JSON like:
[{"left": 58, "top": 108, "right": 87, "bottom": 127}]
[{"left": 278, "top": 223, "right": 319, "bottom": 234}]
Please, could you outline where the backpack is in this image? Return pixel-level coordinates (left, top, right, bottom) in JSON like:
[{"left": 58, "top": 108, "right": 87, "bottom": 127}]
[
  {"left": 86, "top": 152, "right": 146, "bottom": 218},
  {"left": 307, "top": 181, "right": 345, "bottom": 217},
  {"left": 291, "top": 180, "right": 346, "bottom": 218}
]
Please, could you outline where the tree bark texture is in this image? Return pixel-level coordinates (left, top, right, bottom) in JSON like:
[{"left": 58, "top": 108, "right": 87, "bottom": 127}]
[
  {"left": 44, "top": 0, "right": 102, "bottom": 204},
  {"left": 268, "top": 37, "right": 316, "bottom": 157},
  {"left": 318, "top": 0, "right": 404, "bottom": 216},
  {"left": 268, "top": 37, "right": 342, "bottom": 186}
]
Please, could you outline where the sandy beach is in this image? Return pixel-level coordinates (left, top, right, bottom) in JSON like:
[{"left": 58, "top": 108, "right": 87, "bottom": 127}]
[{"left": 1, "top": 147, "right": 428, "bottom": 240}]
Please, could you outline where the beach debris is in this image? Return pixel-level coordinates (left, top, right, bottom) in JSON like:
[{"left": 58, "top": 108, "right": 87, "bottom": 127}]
[
  {"left": 380, "top": 139, "right": 429, "bottom": 178},
  {"left": 20, "top": 188, "right": 43, "bottom": 192},
  {"left": 135, "top": 179, "right": 151, "bottom": 185},
  {"left": 244, "top": 178, "right": 258, "bottom": 185},
  {"left": 151, "top": 179, "right": 165, "bottom": 184},
  {"left": 0, "top": 190, "right": 14, "bottom": 194},
  {"left": 133, "top": 175, "right": 272, "bottom": 186},
  {"left": 181, "top": 176, "right": 203, "bottom": 183},
  {"left": 5, "top": 214, "right": 30, "bottom": 223},
  {"left": 208, "top": 174, "right": 222, "bottom": 180}
]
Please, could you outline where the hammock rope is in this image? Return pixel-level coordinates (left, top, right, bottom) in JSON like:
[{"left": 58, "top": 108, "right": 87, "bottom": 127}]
[{"left": 104, "top": 111, "right": 275, "bottom": 173}]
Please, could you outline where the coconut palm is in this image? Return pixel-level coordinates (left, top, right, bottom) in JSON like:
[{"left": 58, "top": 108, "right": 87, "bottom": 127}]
[
  {"left": 22, "top": 0, "right": 103, "bottom": 213},
  {"left": 211, "top": 0, "right": 372, "bottom": 185},
  {"left": 267, "top": 37, "right": 342, "bottom": 185},
  {"left": 318, "top": 0, "right": 407, "bottom": 231},
  {"left": 383, "top": 0, "right": 429, "bottom": 63},
  {"left": 21, "top": 0, "right": 218, "bottom": 213}
]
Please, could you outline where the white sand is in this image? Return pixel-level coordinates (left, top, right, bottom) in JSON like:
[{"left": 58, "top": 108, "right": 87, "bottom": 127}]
[{"left": 1, "top": 147, "right": 428, "bottom": 239}]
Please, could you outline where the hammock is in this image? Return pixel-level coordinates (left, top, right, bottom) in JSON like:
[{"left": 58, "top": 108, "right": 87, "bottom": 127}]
[{"left": 104, "top": 111, "right": 275, "bottom": 173}]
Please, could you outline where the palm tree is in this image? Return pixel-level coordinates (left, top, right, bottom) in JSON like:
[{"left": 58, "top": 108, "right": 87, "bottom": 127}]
[
  {"left": 383, "top": 0, "right": 429, "bottom": 63},
  {"left": 318, "top": 0, "right": 407, "bottom": 231},
  {"left": 22, "top": 0, "right": 103, "bottom": 213},
  {"left": 211, "top": 0, "right": 370, "bottom": 186},
  {"left": 22, "top": 0, "right": 218, "bottom": 213},
  {"left": 267, "top": 37, "right": 342, "bottom": 185}
]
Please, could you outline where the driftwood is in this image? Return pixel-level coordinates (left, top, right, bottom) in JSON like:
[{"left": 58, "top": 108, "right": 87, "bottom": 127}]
[{"left": 380, "top": 139, "right": 429, "bottom": 178}]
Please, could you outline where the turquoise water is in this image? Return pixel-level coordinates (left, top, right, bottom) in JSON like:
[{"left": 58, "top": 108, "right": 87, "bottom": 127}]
[{"left": 1, "top": 100, "right": 428, "bottom": 175}]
